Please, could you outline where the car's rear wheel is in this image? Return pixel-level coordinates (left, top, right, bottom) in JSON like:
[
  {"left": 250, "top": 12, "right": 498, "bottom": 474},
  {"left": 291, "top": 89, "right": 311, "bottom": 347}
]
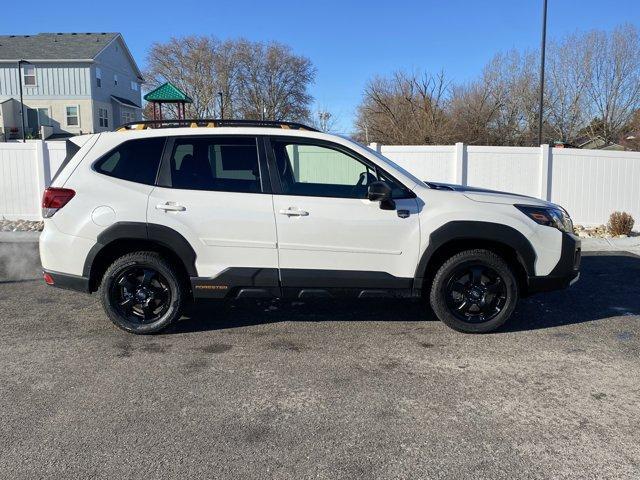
[
  {"left": 99, "top": 251, "right": 184, "bottom": 334},
  {"left": 429, "top": 249, "right": 518, "bottom": 333}
]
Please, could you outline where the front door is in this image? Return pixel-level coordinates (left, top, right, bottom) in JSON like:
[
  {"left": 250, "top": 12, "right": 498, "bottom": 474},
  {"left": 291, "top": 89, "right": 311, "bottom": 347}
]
[
  {"left": 147, "top": 135, "right": 278, "bottom": 295},
  {"left": 268, "top": 138, "right": 421, "bottom": 290}
]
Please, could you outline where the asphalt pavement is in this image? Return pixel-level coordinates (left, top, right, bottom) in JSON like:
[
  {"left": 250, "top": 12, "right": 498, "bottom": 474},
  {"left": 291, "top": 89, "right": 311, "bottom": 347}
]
[{"left": 0, "top": 243, "right": 639, "bottom": 479}]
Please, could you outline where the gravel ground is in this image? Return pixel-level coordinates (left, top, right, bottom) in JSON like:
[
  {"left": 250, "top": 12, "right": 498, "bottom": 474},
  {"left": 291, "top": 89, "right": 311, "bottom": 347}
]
[
  {"left": 0, "top": 244, "right": 639, "bottom": 479},
  {"left": 0, "top": 219, "right": 43, "bottom": 232}
]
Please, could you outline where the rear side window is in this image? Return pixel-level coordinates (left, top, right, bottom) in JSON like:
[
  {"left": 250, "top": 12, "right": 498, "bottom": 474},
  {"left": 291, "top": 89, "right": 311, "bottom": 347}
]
[
  {"left": 166, "top": 136, "right": 261, "bottom": 193},
  {"left": 94, "top": 137, "right": 165, "bottom": 185}
]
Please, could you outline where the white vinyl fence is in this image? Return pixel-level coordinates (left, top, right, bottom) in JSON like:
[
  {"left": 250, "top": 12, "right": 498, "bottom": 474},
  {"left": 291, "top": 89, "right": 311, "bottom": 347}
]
[
  {"left": 0, "top": 139, "right": 638, "bottom": 225},
  {"left": 372, "top": 143, "right": 640, "bottom": 226},
  {"left": 0, "top": 140, "right": 66, "bottom": 221}
]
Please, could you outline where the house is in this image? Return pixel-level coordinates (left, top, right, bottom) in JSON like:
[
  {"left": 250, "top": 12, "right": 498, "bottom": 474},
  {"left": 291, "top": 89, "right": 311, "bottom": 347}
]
[
  {"left": 573, "top": 135, "right": 625, "bottom": 151},
  {"left": 0, "top": 32, "right": 143, "bottom": 139}
]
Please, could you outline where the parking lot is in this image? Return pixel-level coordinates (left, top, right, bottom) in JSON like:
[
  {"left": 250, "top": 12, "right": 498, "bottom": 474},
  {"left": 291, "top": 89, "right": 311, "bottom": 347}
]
[{"left": 1, "top": 243, "right": 639, "bottom": 479}]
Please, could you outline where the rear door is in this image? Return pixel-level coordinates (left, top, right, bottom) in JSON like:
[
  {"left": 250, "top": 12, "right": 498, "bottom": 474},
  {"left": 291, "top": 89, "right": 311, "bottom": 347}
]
[
  {"left": 267, "top": 137, "right": 421, "bottom": 290},
  {"left": 147, "top": 135, "right": 278, "bottom": 292}
]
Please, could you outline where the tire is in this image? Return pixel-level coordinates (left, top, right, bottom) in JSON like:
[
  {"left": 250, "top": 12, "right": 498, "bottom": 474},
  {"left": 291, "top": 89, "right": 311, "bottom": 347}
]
[
  {"left": 99, "top": 251, "right": 184, "bottom": 334},
  {"left": 429, "top": 249, "right": 518, "bottom": 333}
]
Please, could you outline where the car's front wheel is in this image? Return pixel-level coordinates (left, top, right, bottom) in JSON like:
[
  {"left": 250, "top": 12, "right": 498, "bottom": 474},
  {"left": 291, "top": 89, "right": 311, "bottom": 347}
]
[
  {"left": 99, "top": 251, "right": 184, "bottom": 334},
  {"left": 429, "top": 249, "right": 518, "bottom": 333}
]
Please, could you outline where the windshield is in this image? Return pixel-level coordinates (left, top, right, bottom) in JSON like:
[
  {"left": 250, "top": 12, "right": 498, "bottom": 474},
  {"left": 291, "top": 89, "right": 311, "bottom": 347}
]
[{"left": 344, "top": 137, "right": 428, "bottom": 189}]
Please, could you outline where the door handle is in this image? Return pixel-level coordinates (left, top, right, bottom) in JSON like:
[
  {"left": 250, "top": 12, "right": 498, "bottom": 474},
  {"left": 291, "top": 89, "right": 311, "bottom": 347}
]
[
  {"left": 156, "top": 202, "right": 186, "bottom": 212},
  {"left": 278, "top": 208, "right": 309, "bottom": 217}
]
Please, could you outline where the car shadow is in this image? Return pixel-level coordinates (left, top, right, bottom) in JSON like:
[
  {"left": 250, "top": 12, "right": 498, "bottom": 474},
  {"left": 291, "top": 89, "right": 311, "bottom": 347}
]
[
  {"left": 503, "top": 252, "right": 640, "bottom": 332},
  {"left": 165, "top": 252, "right": 640, "bottom": 335}
]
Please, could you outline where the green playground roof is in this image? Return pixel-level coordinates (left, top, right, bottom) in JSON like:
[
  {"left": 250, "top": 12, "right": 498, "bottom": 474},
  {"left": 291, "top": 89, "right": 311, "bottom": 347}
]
[{"left": 143, "top": 82, "right": 192, "bottom": 103}]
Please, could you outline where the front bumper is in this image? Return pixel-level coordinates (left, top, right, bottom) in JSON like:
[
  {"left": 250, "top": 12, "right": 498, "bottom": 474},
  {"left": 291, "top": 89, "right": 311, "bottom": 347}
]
[{"left": 526, "top": 232, "right": 581, "bottom": 295}]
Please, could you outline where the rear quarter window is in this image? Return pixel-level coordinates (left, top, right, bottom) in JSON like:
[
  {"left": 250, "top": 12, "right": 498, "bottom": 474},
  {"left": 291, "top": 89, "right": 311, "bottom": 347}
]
[
  {"left": 50, "top": 140, "right": 81, "bottom": 185},
  {"left": 94, "top": 137, "right": 166, "bottom": 185}
]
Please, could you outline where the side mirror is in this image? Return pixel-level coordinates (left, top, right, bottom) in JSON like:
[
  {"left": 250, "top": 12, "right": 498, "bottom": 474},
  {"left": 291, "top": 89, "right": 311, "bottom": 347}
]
[{"left": 368, "top": 181, "right": 396, "bottom": 210}]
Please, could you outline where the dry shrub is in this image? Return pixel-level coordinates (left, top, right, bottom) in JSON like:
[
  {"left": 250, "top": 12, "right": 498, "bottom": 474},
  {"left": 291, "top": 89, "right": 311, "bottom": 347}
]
[{"left": 607, "top": 211, "right": 635, "bottom": 236}]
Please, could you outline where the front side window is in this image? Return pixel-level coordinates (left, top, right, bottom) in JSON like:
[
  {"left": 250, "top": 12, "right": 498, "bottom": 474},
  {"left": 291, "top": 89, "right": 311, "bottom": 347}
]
[
  {"left": 23, "top": 64, "right": 36, "bottom": 86},
  {"left": 167, "top": 137, "right": 261, "bottom": 193},
  {"left": 94, "top": 137, "right": 165, "bottom": 185},
  {"left": 270, "top": 140, "right": 409, "bottom": 199},
  {"left": 66, "top": 106, "right": 79, "bottom": 126},
  {"left": 98, "top": 108, "right": 109, "bottom": 128}
]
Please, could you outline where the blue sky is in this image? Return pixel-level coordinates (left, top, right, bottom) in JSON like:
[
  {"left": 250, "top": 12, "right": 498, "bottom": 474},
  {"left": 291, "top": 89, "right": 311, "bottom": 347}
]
[{"left": 3, "top": 0, "right": 639, "bottom": 133}]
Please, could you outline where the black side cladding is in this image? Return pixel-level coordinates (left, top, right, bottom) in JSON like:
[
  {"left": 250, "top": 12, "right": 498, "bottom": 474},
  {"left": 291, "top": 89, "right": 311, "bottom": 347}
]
[
  {"left": 82, "top": 222, "right": 198, "bottom": 278},
  {"left": 414, "top": 221, "right": 537, "bottom": 282}
]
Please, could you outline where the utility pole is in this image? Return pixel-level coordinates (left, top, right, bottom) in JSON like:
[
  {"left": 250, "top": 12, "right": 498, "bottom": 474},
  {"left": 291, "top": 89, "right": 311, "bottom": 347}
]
[
  {"left": 537, "top": 0, "right": 548, "bottom": 146},
  {"left": 18, "top": 59, "right": 26, "bottom": 142},
  {"left": 218, "top": 92, "right": 224, "bottom": 119}
]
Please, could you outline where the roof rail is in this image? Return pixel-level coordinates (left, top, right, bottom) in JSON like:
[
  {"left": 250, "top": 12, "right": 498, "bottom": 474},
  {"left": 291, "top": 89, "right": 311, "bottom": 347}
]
[{"left": 115, "top": 119, "right": 319, "bottom": 132}]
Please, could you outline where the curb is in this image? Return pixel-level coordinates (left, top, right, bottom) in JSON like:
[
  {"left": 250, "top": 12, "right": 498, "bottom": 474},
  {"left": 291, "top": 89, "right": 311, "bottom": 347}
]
[
  {"left": 581, "top": 237, "right": 640, "bottom": 253},
  {"left": 0, "top": 231, "right": 41, "bottom": 243}
]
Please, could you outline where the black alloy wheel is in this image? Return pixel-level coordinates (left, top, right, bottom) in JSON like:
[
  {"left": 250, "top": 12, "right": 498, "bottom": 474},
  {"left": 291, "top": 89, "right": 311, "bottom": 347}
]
[
  {"left": 100, "top": 251, "right": 184, "bottom": 334},
  {"left": 111, "top": 266, "right": 171, "bottom": 324},
  {"left": 444, "top": 264, "right": 508, "bottom": 323},
  {"left": 429, "top": 249, "right": 518, "bottom": 333}
]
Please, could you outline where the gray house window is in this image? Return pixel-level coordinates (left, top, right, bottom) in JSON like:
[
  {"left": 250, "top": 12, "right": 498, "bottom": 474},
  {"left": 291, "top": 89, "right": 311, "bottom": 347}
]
[
  {"left": 98, "top": 108, "right": 109, "bottom": 128},
  {"left": 23, "top": 65, "right": 36, "bottom": 86},
  {"left": 66, "top": 106, "right": 79, "bottom": 127},
  {"left": 114, "top": 74, "right": 118, "bottom": 86},
  {"left": 96, "top": 68, "right": 102, "bottom": 88}
]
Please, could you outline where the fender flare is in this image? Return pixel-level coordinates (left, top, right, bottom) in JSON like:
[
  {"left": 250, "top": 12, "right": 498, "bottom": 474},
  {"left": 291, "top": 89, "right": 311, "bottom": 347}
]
[
  {"left": 82, "top": 222, "right": 198, "bottom": 278},
  {"left": 414, "top": 221, "right": 537, "bottom": 280}
]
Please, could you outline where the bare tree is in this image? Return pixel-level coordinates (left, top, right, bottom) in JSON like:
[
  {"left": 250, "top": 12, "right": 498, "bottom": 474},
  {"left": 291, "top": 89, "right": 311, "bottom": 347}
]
[
  {"left": 447, "top": 51, "right": 540, "bottom": 146},
  {"left": 355, "top": 24, "right": 640, "bottom": 149},
  {"left": 234, "top": 40, "right": 315, "bottom": 121},
  {"left": 545, "top": 34, "right": 590, "bottom": 142},
  {"left": 145, "top": 36, "right": 227, "bottom": 118},
  {"left": 582, "top": 24, "right": 640, "bottom": 144},
  {"left": 144, "top": 37, "right": 315, "bottom": 122},
  {"left": 355, "top": 70, "right": 451, "bottom": 144},
  {"left": 307, "top": 105, "right": 340, "bottom": 132}
]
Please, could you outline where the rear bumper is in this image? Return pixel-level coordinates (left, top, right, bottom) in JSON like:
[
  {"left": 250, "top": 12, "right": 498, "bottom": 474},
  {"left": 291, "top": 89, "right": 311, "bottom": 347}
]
[
  {"left": 526, "top": 232, "right": 581, "bottom": 295},
  {"left": 43, "top": 269, "right": 90, "bottom": 293}
]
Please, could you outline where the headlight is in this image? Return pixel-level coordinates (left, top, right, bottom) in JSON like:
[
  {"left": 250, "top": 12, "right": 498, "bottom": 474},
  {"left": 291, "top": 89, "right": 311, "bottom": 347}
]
[{"left": 515, "top": 204, "right": 574, "bottom": 233}]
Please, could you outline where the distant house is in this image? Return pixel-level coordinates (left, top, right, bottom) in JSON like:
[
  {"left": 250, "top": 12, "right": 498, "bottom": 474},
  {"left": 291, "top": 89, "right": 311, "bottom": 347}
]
[
  {"left": 0, "top": 32, "right": 143, "bottom": 139},
  {"left": 573, "top": 135, "right": 625, "bottom": 151}
]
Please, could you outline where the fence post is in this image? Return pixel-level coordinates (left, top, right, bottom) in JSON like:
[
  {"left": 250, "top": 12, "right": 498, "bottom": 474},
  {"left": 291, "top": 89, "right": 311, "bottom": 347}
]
[
  {"left": 454, "top": 142, "right": 467, "bottom": 185},
  {"left": 34, "top": 140, "right": 49, "bottom": 219},
  {"left": 539, "top": 144, "right": 552, "bottom": 201},
  {"left": 369, "top": 142, "right": 381, "bottom": 153}
]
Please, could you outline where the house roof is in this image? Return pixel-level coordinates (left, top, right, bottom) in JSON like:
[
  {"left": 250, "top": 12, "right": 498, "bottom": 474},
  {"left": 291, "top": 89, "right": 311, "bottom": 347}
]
[
  {"left": 0, "top": 32, "right": 144, "bottom": 81},
  {"left": 144, "top": 82, "right": 193, "bottom": 103},
  {"left": 111, "top": 95, "right": 141, "bottom": 109},
  {"left": 0, "top": 32, "right": 119, "bottom": 60}
]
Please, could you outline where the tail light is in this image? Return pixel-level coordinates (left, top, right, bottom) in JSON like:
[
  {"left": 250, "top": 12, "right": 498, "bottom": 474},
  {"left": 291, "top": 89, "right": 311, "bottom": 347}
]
[
  {"left": 43, "top": 272, "right": 55, "bottom": 285},
  {"left": 42, "top": 187, "right": 75, "bottom": 218}
]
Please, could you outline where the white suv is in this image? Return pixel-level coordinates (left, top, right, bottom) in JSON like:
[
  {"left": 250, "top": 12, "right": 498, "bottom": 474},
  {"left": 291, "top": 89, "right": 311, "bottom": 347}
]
[{"left": 40, "top": 120, "right": 581, "bottom": 334}]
